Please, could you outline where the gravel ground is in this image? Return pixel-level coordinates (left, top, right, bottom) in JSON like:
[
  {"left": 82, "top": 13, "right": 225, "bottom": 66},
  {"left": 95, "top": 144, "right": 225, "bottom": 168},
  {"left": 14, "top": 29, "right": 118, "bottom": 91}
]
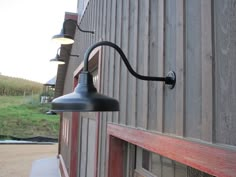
[{"left": 0, "top": 144, "right": 58, "bottom": 177}]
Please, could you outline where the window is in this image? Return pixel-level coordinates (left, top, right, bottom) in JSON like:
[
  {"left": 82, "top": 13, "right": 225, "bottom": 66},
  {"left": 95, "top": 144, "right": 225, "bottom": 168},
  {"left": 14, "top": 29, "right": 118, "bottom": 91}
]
[
  {"left": 136, "top": 147, "right": 214, "bottom": 177},
  {"left": 140, "top": 148, "right": 187, "bottom": 177}
]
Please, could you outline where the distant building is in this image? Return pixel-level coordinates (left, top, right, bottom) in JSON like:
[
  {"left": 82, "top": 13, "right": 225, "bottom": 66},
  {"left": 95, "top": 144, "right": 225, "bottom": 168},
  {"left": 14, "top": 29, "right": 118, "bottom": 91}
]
[{"left": 41, "top": 76, "right": 56, "bottom": 103}]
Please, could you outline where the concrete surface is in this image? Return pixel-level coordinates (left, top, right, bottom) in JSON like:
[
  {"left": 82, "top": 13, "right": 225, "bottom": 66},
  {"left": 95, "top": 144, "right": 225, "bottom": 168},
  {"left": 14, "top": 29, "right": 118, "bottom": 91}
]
[
  {"left": 29, "top": 156, "right": 61, "bottom": 177},
  {"left": 0, "top": 144, "right": 58, "bottom": 177}
]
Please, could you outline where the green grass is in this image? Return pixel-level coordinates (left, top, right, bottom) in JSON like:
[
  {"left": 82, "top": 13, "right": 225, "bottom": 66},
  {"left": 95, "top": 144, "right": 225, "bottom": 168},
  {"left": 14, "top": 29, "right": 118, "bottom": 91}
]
[{"left": 0, "top": 95, "right": 59, "bottom": 139}]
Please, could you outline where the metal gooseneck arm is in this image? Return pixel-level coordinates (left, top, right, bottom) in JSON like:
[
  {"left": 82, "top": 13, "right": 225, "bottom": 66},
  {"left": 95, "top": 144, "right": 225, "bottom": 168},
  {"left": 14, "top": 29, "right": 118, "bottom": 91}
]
[
  {"left": 83, "top": 41, "right": 176, "bottom": 88},
  {"left": 57, "top": 47, "right": 79, "bottom": 57},
  {"left": 63, "top": 19, "right": 94, "bottom": 34}
]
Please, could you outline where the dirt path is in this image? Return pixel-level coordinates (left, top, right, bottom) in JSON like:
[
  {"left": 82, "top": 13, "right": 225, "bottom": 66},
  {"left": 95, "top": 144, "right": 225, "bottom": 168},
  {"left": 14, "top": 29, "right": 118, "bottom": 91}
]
[{"left": 0, "top": 144, "right": 58, "bottom": 177}]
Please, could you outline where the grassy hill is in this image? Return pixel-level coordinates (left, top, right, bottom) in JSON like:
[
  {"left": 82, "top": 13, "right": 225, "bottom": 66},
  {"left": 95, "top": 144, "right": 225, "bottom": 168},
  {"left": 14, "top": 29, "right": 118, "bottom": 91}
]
[
  {"left": 0, "top": 75, "right": 59, "bottom": 139},
  {"left": 0, "top": 95, "right": 59, "bottom": 139},
  {"left": 0, "top": 75, "right": 43, "bottom": 96}
]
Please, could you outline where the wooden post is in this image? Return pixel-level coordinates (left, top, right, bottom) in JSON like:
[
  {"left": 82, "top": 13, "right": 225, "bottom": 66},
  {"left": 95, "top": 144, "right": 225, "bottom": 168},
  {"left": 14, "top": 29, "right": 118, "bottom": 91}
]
[{"left": 107, "top": 135, "right": 125, "bottom": 177}]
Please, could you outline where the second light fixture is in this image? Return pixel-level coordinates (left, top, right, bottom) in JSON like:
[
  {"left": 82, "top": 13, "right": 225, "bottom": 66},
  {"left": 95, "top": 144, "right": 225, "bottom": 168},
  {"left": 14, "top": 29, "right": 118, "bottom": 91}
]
[{"left": 50, "top": 47, "right": 79, "bottom": 65}]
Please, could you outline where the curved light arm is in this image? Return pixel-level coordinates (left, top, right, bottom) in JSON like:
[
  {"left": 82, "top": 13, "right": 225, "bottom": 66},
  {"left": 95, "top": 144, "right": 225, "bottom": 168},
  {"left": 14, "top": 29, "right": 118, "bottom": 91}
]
[
  {"left": 57, "top": 47, "right": 79, "bottom": 57},
  {"left": 83, "top": 41, "right": 176, "bottom": 88},
  {"left": 63, "top": 19, "right": 94, "bottom": 34}
]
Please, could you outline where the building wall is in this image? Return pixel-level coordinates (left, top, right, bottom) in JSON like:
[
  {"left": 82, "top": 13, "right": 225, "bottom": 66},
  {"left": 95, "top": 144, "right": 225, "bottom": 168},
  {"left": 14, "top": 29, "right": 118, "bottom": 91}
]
[
  {"left": 75, "top": 0, "right": 236, "bottom": 144},
  {"left": 214, "top": 0, "right": 236, "bottom": 145},
  {"left": 56, "top": 13, "right": 80, "bottom": 174},
  {"left": 60, "top": 0, "right": 236, "bottom": 176}
]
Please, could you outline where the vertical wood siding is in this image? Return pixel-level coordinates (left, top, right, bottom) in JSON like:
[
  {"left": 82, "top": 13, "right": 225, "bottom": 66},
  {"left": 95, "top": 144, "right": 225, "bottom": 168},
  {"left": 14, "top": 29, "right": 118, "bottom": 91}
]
[
  {"left": 110, "top": 0, "right": 116, "bottom": 123},
  {"left": 69, "top": 0, "right": 236, "bottom": 176},
  {"left": 127, "top": 0, "right": 138, "bottom": 127},
  {"left": 156, "top": 0, "right": 165, "bottom": 133},
  {"left": 113, "top": 0, "right": 122, "bottom": 124},
  {"left": 200, "top": 0, "right": 213, "bottom": 142},
  {"left": 164, "top": 0, "right": 177, "bottom": 134},
  {"left": 119, "top": 0, "right": 129, "bottom": 125},
  {"left": 136, "top": 0, "right": 149, "bottom": 129},
  {"left": 214, "top": 0, "right": 236, "bottom": 146},
  {"left": 185, "top": 0, "right": 202, "bottom": 139},
  {"left": 175, "top": 0, "right": 185, "bottom": 137},
  {"left": 148, "top": 0, "right": 160, "bottom": 131}
]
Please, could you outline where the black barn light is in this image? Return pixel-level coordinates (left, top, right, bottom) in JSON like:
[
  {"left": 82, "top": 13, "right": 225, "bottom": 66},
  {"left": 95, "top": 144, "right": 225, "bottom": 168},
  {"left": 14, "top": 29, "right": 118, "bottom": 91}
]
[
  {"left": 46, "top": 110, "right": 57, "bottom": 115},
  {"left": 50, "top": 47, "right": 79, "bottom": 65},
  {"left": 51, "top": 41, "right": 176, "bottom": 112},
  {"left": 50, "top": 53, "right": 66, "bottom": 65},
  {"left": 52, "top": 19, "right": 94, "bottom": 45}
]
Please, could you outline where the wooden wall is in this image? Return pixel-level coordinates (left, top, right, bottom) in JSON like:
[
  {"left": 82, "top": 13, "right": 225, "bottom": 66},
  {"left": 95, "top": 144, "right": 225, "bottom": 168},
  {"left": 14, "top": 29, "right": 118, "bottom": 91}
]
[
  {"left": 57, "top": 13, "right": 79, "bottom": 174},
  {"left": 77, "top": 0, "right": 216, "bottom": 139},
  {"left": 61, "top": 0, "right": 236, "bottom": 176},
  {"left": 214, "top": 0, "right": 236, "bottom": 145}
]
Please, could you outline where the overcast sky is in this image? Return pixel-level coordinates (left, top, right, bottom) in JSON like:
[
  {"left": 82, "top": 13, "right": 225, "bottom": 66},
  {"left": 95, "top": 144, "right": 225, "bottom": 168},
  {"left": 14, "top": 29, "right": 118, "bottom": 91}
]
[{"left": 0, "top": 0, "right": 77, "bottom": 83}]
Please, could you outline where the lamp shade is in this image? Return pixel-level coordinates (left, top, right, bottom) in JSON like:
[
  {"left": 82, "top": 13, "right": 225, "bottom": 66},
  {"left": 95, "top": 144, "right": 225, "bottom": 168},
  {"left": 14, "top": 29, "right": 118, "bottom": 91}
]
[
  {"left": 51, "top": 29, "right": 74, "bottom": 45},
  {"left": 51, "top": 72, "right": 119, "bottom": 112},
  {"left": 50, "top": 54, "right": 65, "bottom": 65}
]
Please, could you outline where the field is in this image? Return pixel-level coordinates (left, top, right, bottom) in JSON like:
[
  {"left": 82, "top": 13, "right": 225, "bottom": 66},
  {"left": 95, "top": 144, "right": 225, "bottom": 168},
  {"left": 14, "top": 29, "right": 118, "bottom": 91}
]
[
  {"left": 0, "top": 75, "right": 43, "bottom": 96},
  {"left": 0, "top": 95, "right": 59, "bottom": 138}
]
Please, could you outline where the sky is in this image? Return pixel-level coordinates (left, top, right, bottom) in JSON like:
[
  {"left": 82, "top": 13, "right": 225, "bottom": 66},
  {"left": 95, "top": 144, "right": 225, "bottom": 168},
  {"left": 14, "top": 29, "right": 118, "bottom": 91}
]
[{"left": 0, "top": 0, "right": 77, "bottom": 83}]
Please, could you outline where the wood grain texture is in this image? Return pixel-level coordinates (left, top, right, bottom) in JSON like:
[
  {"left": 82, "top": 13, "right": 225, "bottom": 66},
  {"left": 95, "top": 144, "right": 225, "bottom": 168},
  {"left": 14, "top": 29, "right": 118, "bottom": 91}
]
[
  {"left": 157, "top": 0, "right": 164, "bottom": 133},
  {"left": 127, "top": 0, "right": 138, "bottom": 127},
  {"left": 69, "top": 113, "right": 79, "bottom": 177},
  {"left": 100, "top": 0, "right": 106, "bottom": 100},
  {"left": 119, "top": 0, "right": 129, "bottom": 125},
  {"left": 200, "top": 0, "right": 213, "bottom": 142},
  {"left": 106, "top": 0, "right": 113, "bottom": 123},
  {"left": 94, "top": 0, "right": 98, "bottom": 42},
  {"left": 101, "top": 0, "right": 106, "bottom": 39},
  {"left": 97, "top": 0, "right": 102, "bottom": 39},
  {"left": 214, "top": 0, "right": 236, "bottom": 146},
  {"left": 107, "top": 136, "right": 125, "bottom": 177},
  {"left": 95, "top": 49, "right": 102, "bottom": 177},
  {"left": 136, "top": 0, "right": 149, "bottom": 129},
  {"left": 79, "top": 117, "right": 88, "bottom": 177},
  {"left": 60, "top": 116, "right": 71, "bottom": 172},
  {"left": 164, "top": 0, "right": 177, "bottom": 134},
  {"left": 126, "top": 144, "right": 136, "bottom": 177},
  {"left": 108, "top": 124, "right": 236, "bottom": 177},
  {"left": 175, "top": 0, "right": 185, "bottom": 136},
  {"left": 98, "top": 2, "right": 109, "bottom": 176},
  {"left": 185, "top": 0, "right": 202, "bottom": 139},
  {"left": 87, "top": 119, "right": 96, "bottom": 177},
  {"left": 109, "top": 0, "right": 116, "bottom": 123},
  {"left": 113, "top": 0, "right": 122, "bottom": 124},
  {"left": 58, "top": 114, "right": 63, "bottom": 155},
  {"left": 162, "top": 158, "right": 175, "bottom": 177},
  {"left": 102, "top": 0, "right": 109, "bottom": 147},
  {"left": 148, "top": 0, "right": 159, "bottom": 131},
  {"left": 99, "top": 115, "right": 108, "bottom": 177}
]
